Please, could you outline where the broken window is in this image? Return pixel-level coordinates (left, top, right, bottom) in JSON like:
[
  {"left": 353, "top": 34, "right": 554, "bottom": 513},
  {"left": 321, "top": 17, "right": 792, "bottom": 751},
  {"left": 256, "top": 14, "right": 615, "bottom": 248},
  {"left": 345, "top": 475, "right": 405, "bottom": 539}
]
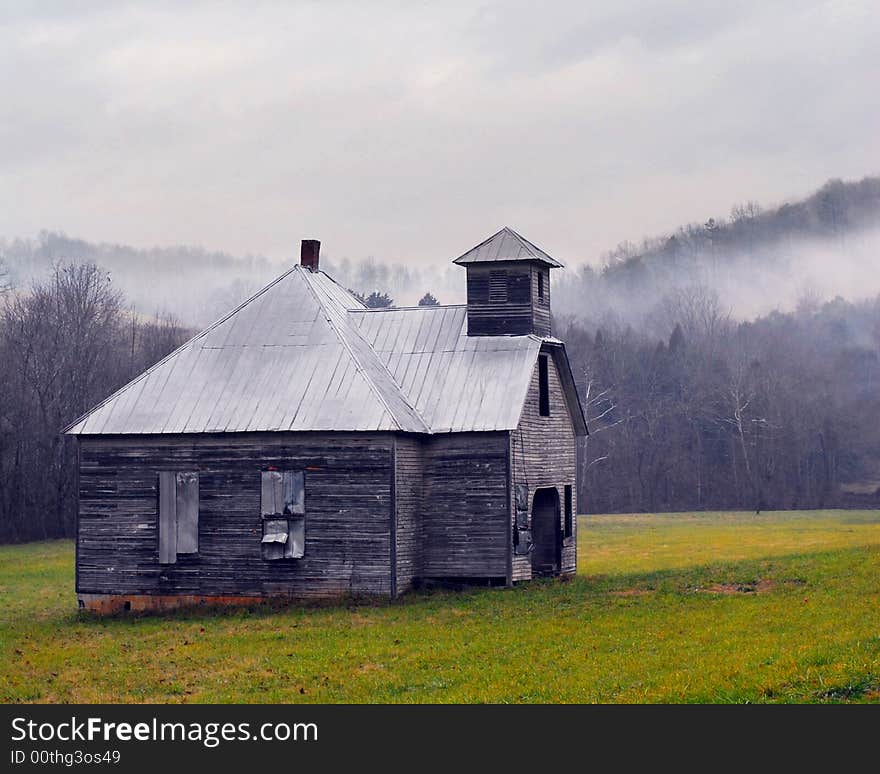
[
  {"left": 158, "top": 471, "right": 199, "bottom": 564},
  {"left": 261, "top": 470, "right": 305, "bottom": 560},
  {"left": 538, "top": 355, "right": 550, "bottom": 416},
  {"left": 564, "top": 485, "right": 573, "bottom": 539}
]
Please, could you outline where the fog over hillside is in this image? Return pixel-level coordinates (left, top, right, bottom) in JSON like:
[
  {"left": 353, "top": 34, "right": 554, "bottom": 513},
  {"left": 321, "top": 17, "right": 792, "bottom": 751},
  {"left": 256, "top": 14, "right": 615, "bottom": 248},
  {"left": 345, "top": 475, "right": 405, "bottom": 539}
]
[
  {"left": 553, "top": 176, "right": 880, "bottom": 333},
  {"left": 1, "top": 176, "right": 878, "bottom": 328},
  {"left": 554, "top": 226, "right": 880, "bottom": 335}
]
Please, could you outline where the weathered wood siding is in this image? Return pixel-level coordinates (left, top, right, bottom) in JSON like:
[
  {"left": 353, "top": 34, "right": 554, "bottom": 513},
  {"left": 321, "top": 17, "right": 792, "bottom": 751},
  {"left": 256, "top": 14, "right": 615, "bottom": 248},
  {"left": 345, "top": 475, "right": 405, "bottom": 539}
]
[
  {"left": 531, "top": 266, "right": 551, "bottom": 336},
  {"left": 510, "top": 348, "right": 577, "bottom": 581},
  {"left": 465, "top": 262, "right": 534, "bottom": 336},
  {"left": 394, "top": 435, "right": 423, "bottom": 594},
  {"left": 421, "top": 432, "right": 509, "bottom": 579},
  {"left": 77, "top": 432, "right": 394, "bottom": 599},
  {"left": 465, "top": 262, "right": 551, "bottom": 337}
]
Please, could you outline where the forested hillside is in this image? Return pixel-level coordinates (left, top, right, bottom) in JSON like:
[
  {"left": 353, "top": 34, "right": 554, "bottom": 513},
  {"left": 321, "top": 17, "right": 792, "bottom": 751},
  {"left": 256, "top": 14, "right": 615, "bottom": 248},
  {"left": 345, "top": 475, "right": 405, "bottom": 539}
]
[
  {"left": 0, "top": 233, "right": 281, "bottom": 327},
  {"left": 555, "top": 176, "right": 880, "bottom": 326},
  {"left": 564, "top": 292, "right": 880, "bottom": 513},
  {"left": 555, "top": 176, "right": 880, "bottom": 513},
  {"left": 1, "top": 176, "right": 878, "bottom": 541}
]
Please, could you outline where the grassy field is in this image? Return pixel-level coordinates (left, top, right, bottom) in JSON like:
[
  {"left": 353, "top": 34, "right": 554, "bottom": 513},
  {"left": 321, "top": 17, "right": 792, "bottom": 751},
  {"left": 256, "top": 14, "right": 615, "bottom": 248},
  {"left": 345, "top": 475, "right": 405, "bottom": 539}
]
[{"left": 1, "top": 509, "right": 879, "bottom": 703}]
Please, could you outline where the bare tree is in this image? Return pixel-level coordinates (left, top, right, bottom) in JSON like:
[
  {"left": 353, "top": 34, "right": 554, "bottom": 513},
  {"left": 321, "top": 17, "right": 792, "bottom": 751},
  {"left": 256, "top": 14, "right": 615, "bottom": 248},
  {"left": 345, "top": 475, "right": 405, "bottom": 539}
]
[
  {"left": 0, "top": 257, "right": 10, "bottom": 294},
  {"left": 0, "top": 262, "right": 189, "bottom": 542}
]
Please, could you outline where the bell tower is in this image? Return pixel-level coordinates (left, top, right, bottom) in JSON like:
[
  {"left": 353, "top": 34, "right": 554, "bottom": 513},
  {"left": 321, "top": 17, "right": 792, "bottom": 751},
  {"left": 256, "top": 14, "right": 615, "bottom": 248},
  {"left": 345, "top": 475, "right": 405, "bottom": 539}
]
[{"left": 454, "top": 226, "right": 563, "bottom": 337}]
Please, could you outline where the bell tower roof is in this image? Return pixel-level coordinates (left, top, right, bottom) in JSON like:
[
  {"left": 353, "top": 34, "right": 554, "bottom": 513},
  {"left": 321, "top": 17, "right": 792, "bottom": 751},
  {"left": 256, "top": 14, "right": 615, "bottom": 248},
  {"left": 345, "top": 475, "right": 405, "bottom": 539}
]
[{"left": 452, "top": 226, "right": 564, "bottom": 268}]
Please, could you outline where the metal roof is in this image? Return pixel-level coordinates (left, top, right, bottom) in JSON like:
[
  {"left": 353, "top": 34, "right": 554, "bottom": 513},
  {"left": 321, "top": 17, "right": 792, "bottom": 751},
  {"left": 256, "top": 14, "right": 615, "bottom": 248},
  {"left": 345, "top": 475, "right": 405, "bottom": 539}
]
[
  {"left": 66, "top": 267, "right": 427, "bottom": 435},
  {"left": 66, "top": 260, "right": 581, "bottom": 437},
  {"left": 352, "top": 305, "right": 542, "bottom": 433},
  {"left": 452, "top": 226, "right": 564, "bottom": 268}
]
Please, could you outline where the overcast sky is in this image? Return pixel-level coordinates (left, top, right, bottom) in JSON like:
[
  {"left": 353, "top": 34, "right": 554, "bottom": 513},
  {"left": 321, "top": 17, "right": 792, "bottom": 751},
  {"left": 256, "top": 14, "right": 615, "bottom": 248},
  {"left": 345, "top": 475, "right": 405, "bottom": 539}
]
[{"left": 1, "top": 1, "right": 878, "bottom": 268}]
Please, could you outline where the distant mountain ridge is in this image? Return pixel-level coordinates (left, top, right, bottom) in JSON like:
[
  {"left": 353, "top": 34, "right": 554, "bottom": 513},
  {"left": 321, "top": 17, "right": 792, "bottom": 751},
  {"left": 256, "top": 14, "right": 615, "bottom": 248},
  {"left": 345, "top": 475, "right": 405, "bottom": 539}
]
[
  {"left": 555, "top": 175, "right": 880, "bottom": 325},
  {"left": 2, "top": 175, "right": 878, "bottom": 326},
  {"left": 0, "top": 232, "right": 283, "bottom": 325},
  {"left": 601, "top": 175, "right": 880, "bottom": 278}
]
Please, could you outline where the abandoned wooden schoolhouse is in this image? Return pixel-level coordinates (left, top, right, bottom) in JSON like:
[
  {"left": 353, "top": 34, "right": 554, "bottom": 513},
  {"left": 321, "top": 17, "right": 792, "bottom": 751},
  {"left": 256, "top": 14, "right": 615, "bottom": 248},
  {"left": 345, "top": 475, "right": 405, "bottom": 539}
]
[{"left": 66, "top": 227, "right": 587, "bottom": 612}]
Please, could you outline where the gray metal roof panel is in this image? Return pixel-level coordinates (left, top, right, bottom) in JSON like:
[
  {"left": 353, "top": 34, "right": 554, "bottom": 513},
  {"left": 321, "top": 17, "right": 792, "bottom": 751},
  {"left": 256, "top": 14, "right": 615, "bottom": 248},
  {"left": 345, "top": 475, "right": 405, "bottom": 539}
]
[
  {"left": 67, "top": 259, "right": 562, "bottom": 436},
  {"left": 452, "top": 226, "right": 564, "bottom": 268},
  {"left": 350, "top": 305, "right": 541, "bottom": 432},
  {"left": 66, "top": 267, "right": 422, "bottom": 435}
]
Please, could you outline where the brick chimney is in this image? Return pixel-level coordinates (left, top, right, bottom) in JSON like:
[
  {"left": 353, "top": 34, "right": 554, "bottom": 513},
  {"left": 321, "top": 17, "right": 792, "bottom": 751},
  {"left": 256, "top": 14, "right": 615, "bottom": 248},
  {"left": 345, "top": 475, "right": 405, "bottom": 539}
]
[{"left": 300, "top": 239, "right": 320, "bottom": 272}]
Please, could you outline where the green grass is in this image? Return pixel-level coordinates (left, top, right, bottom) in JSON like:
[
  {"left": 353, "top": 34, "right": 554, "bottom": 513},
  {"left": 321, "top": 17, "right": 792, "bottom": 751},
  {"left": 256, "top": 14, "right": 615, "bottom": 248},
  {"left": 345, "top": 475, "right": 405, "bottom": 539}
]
[{"left": 1, "top": 509, "right": 879, "bottom": 703}]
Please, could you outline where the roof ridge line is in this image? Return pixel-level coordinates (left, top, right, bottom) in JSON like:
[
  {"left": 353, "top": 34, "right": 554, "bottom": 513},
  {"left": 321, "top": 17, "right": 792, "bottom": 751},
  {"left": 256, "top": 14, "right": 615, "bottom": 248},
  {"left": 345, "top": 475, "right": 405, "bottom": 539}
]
[
  {"left": 348, "top": 303, "right": 467, "bottom": 313},
  {"left": 300, "top": 271, "right": 430, "bottom": 434},
  {"left": 509, "top": 228, "right": 565, "bottom": 268},
  {"left": 451, "top": 226, "right": 507, "bottom": 264},
  {"left": 315, "top": 269, "right": 367, "bottom": 309},
  {"left": 63, "top": 265, "right": 301, "bottom": 433},
  {"left": 507, "top": 227, "right": 541, "bottom": 258}
]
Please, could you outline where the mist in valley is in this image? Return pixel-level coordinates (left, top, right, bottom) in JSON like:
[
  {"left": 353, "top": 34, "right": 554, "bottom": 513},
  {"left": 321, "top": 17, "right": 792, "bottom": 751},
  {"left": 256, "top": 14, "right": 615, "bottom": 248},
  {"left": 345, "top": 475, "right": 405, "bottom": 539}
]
[
  {"left": 2, "top": 176, "right": 879, "bottom": 541},
  {"left": 555, "top": 225, "right": 880, "bottom": 337},
  {"left": 4, "top": 177, "right": 879, "bottom": 332},
  {"left": 3, "top": 225, "right": 878, "bottom": 330}
]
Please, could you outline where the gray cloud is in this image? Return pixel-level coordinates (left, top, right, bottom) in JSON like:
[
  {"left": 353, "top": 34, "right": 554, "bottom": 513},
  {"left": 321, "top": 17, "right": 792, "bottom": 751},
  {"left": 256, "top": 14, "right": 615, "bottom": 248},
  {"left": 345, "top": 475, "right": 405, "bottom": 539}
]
[{"left": 0, "top": 1, "right": 877, "bottom": 269}]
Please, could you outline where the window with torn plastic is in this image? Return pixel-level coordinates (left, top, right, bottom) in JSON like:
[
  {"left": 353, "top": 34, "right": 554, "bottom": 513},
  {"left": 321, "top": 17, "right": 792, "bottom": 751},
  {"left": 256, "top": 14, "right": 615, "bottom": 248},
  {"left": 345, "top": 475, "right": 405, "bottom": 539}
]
[
  {"left": 158, "top": 471, "right": 199, "bottom": 564},
  {"left": 260, "top": 470, "right": 305, "bottom": 560}
]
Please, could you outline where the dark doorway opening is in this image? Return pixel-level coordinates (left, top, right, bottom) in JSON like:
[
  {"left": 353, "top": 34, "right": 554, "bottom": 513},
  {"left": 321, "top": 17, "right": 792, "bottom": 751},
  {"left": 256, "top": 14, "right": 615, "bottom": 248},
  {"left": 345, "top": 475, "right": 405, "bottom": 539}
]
[{"left": 531, "top": 487, "right": 561, "bottom": 576}]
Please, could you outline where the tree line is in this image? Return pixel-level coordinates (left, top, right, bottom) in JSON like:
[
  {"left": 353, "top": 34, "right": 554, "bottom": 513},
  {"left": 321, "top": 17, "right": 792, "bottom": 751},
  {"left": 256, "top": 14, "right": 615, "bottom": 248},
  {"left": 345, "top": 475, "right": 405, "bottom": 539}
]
[
  {"left": 563, "top": 286, "right": 880, "bottom": 514},
  {"left": 600, "top": 176, "right": 880, "bottom": 275},
  {"left": 0, "top": 263, "right": 189, "bottom": 542},
  {"left": 554, "top": 176, "right": 880, "bottom": 328}
]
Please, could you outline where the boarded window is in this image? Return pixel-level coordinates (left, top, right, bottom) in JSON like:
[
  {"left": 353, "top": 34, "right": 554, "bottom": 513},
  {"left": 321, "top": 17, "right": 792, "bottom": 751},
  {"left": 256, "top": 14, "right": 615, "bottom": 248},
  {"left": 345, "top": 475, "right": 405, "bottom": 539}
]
[
  {"left": 261, "top": 515, "right": 305, "bottom": 560},
  {"left": 564, "top": 485, "right": 573, "bottom": 539},
  {"left": 538, "top": 355, "right": 550, "bottom": 416},
  {"left": 158, "top": 471, "right": 199, "bottom": 564},
  {"left": 537, "top": 270, "right": 545, "bottom": 300},
  {"left": 261, "top": 470, "right": 304, "bottom": 515},
  {"left": 175, "top": 473, "right": 199, "bottom": 554},
  {"left": 261, "top": 470, "right": 305, "bottom": 560},
  {"left": 489, "top": 270, "right": 508, "bottom": 302}
]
